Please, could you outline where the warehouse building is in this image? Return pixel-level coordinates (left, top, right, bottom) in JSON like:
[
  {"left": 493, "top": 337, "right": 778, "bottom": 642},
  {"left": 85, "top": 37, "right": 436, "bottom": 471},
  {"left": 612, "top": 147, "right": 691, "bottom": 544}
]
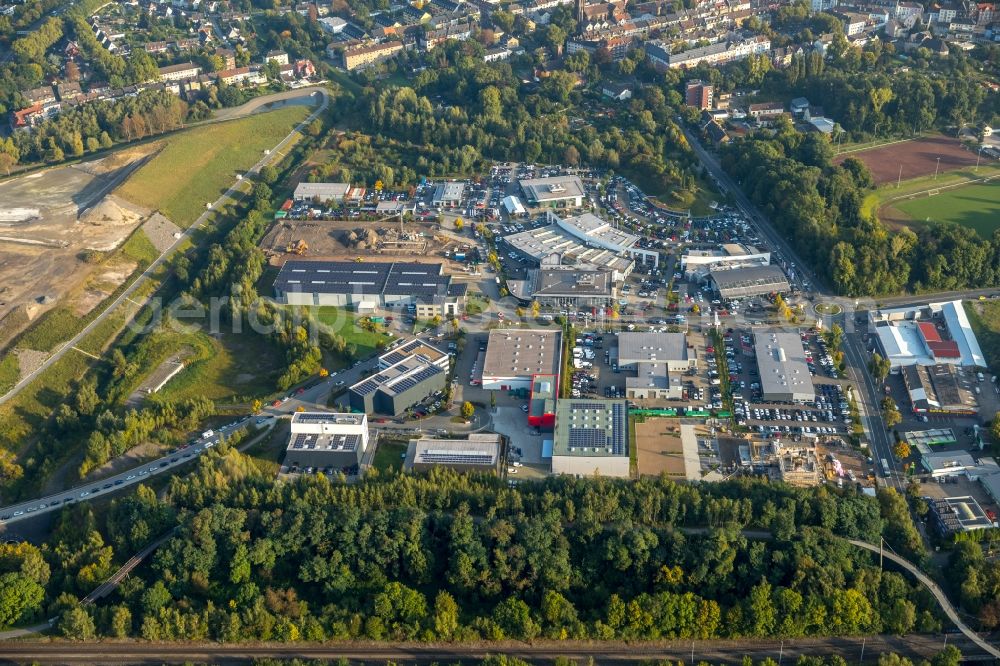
[
  {"left": 273, "top": 260, "right": 466, "bottom": 316},
  {"left": 618, "top": 332, "right": 697, "bottom": 401},
  {"left": 754, "top": 330, "right": 814, "bottom": 403},
  {"left": 709, "top": 264, "right": 790, "bottom": 299},
  {"left": 681, "top": 243, "right": 771, "bottom": 279},
  {"left": 509, "top": 267, "right": 615, "bottom": 308},
  {"left": 404, "top": 433, "right": 502, "bottom": 474},
  {"left": 379, "top": 337, "right": 449, "bottom": 371},
  {"left": 293, "top": 182, "right": 351, "bottom": 202},
  {"left": 519, "top": 175, "right": 586, "bottom": 208},
  {"left": 432, "top": 181, "right": 466, "bottom": 207},
  {"left": 901, "top": 364, "right": 977, "bottom": 414},
  {"left": 480, "top": 329, "right": 561, "bottom": 391},
  {"left": 917, "top": 444, "right": 980, "bottom": 478},
  {"left": 870, "top": 300, "right": 986, "bottom": 369},
  {"left": 928, "top": 496, "right": 995, "bottom": 535},
  {"left": 550, "top": 399, "right": 630, "bottom": 478},
  {"left": 283, "top": 412, "right": 369, "bottom": 471},
  {"left": 528, "top": 374, "right": 558, "bottom": 430}
]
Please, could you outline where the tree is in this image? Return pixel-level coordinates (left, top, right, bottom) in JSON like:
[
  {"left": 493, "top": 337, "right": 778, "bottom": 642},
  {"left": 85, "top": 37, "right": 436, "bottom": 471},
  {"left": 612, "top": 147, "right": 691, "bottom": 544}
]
[
  {"left": 251, "top": 399, "right": 262, "bottom": 414},
  {"left": 433, "top": 591, "right": 459, "bottom": 639},
  {"left": 59, "top": 606, "right": 96, "bottom": 640},
  {"left": 259, "top": 165, "right": 278, "bottom": 185},
  {"left": 869, "top": 353, "right": 891, "bottom": 384},
  {"left": 894, "top": 440, "right": 911, "bottom": 459},
  {"left": 461, "top": 402, "right": 474, "bottom": 420},
  {"left": 0, "top": 572, "right": 44, "bottom": 627},
  {"left": 454, "top": 217, "right": 464, "bottom": 231},
  {"left": 991, "top": 412, "right": 1000, "bottom": 444}
]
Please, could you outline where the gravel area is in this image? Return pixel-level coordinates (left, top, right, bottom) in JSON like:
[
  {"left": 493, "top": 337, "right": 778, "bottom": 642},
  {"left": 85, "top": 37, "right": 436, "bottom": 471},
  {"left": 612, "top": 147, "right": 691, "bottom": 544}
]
[
  {"left": 15, "top": 349, "right": 48, "bottom": 381},
  {"left": 143, "top": 213, "right": 181, "bottom": 253}
]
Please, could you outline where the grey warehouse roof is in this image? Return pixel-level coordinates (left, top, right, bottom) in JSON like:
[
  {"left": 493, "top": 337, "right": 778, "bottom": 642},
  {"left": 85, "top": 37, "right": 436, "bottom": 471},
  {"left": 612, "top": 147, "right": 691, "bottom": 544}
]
[
  {"left": 710, "top": 264, "right": 790, "bottom": 297},
  {"left": 754, "top": 330, "right": 813, "bottom": 399},
  {"left": 618, "top": 332, "right": 688, "bottom": 364},
  {"left": 532, "top": 268, "right": 613, "bottom": 298},
  {"left": 519, "top": 175, "right": 585, "bottom": 202},
  {"left": 482, "top": 329, "right": 561, "bottom": 379},
  {"left": 553, "top": 399, "right": 629, "bottom": 458}
]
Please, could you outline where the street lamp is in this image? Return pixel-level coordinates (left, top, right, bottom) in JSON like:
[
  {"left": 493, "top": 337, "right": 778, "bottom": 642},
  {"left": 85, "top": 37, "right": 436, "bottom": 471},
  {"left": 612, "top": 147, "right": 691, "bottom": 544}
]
[
  {"left": 976, "top": 145, "right": 983, "bottom": 172},
  {"left": 934, "top": 157, "right": 941, "bottom": 180}
]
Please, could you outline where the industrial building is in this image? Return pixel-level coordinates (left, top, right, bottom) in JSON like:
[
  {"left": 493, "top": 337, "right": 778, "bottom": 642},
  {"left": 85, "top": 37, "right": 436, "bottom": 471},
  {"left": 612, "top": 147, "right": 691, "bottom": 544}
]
[
  {"left": 901, "top": 364, "right": 977, "bottom": 414},
  {"left": 519, "top": 175, "right": 586, "bottom": 208},
  {"left": 273, "top": 260, "right": 466, "bottom": 317},
  {"left": 378, "top": 337, "right": 449, "bottom": 371},
  {"left": 283, "top": 412, "right": 369, "bottom": 471},
  {"left": 404, "top": 433, "right": 502, "bottom": 474},
  {"left": 503, "top": 211, "right": 658, "bottom": 280},
  {"left": 928, "top": 496, "right": 995, "bottom": 535},
  {"left": 348, "top": 340, "right": 448, "bottom": 417},
  {"left": 528, "top": 374, "right": 558, "bottom": 430},
  {"left": 480, "top": 329, "right": 561, "bottom": 391},
  {"left": 618, "top": 332, "right": 697, "bottom": 401},
  {"left": 870, "top": 300, "right": 986, "bottom": 369},
  {"left": 508, "top": 267, "right": 615, "bottom": 308},
  {"left": 917, "top": 444, "right": 980, "bottom": 477},
  {"left": 550, "top": 399, "right": 630, "bottom": 478},
  {"left": 432, "top": 181, "right": 466, "bottom": 207},
  {"left": 754, "top": 330, "right": 814, "bottom": 403},
  {"left": 681, "top": 243, "right": 771, "bottom": 279},
  {"left": 709, "top": 264, "right": 790, "bottom": 299},
  {"left": 292, "top": 182, "right": 351, "bottom": 202}
]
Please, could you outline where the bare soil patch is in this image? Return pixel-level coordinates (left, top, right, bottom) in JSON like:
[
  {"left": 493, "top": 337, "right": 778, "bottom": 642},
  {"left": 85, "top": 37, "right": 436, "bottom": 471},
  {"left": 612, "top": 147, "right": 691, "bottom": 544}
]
[
  {"left": 833, "top": 135, "right": 979, "bottom": 185},
  {"left": 634, "top": 419, "right": 686, "bottom": 477}
]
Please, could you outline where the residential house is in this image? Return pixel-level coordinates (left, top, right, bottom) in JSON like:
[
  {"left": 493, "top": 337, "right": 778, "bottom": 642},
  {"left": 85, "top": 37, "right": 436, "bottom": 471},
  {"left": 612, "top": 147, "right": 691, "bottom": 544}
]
[
  {"left": 266, "top": 49, "right": 290, "bottom": 65},
  {"left": 341, "top": 40, "right": 404, "bottom": 70},
  {"left": 158, "top": 62, "right": 202, "bottom": 81},
  {"left": 685, "top": 79, "right": 713, "bottom": 109},
  {"left": 601, "top": 81, "right": 633, "bottom": 100},
  {"left": 748, "top": 101, "right": 784, "bottom": 119}
]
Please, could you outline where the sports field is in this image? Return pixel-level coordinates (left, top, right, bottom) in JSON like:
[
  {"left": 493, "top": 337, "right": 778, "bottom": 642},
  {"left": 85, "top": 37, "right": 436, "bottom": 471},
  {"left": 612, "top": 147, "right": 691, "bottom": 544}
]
[
  {"left": 893, "top": 180, "right": 1000, "bottom": 238},
  {"left": 834, "top": 135, "right": 979, "bottom": 185},
  {"left": 116, "top": 106, "right": 309, "bottom": 227}
]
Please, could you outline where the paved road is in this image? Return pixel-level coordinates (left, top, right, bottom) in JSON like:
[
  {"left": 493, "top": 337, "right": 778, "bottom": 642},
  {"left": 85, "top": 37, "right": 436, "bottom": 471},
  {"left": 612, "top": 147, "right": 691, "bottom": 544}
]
[
  {"left": 0, "top": 634, "right": 988, "bottom": 664},
  {"left": 850, "top": 540, "right": 1000, "bottom": 658},
  {"left": 0, "top": 419, "right": 258, "bottom": 528},
  {"left": 0, "top": 88, "right": 329, "bottom": 409},
  {"left": 682, "top": 127, "right": 824, "bottom": 294}
]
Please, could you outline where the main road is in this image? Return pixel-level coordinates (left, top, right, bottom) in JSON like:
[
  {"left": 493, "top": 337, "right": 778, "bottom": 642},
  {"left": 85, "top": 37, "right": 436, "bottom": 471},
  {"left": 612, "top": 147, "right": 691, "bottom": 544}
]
[
  {"left": 0, "top": 86, "right": 330, "bottom": 409},
  {"left": 0, "top": 634, "right": 989, "bottom": 665}
]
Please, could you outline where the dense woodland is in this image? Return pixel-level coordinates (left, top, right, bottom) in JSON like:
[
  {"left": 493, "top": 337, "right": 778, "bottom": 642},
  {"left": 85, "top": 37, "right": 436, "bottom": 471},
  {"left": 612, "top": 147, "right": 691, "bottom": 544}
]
[
  {"left": 0, "top": 446, "right": 950, "bottom": 641},
  {"left": 200, "top": 656, "right": 967, "bottom": 666}
]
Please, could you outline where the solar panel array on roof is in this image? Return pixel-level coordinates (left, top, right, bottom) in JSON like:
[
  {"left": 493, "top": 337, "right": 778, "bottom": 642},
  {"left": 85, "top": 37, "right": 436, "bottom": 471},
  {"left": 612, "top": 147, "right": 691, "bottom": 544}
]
[
  {"left": 274, "top": 260, "right": 451, "bottom": 299},
  {"left": 611, "top": 402, "right": 626, "bottom": 455},
  {"left": 567, "top": 427, "right": 609, "bottom": 449},
  {"left": 387, "top": 364, "right": 442, "bottom": 395},
  {"left": 417, "top": 451, "right": 496, "bottom": 465},
  {"left": 352, "top": 378, "right": 382, "bottom": 396}
]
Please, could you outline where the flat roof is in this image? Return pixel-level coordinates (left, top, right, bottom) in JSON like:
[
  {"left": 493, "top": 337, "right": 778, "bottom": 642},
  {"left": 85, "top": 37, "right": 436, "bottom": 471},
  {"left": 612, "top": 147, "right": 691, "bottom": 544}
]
[
  {"left": 532, "top": 268, "right": 613, "bottom": 298},
  {"left": 754, "top": 330, "right": 814, "bottom": 398},
  {"left": 552, "top": 399, "right": 628, "bottom": 458},
  {"left": 710, "top": 264, "right": 790, "bottom": 297},
  {"left": 625, "top": 362, "right": 672, "bottom": 389},
  {"left": 519, "top": 175, "right": 585, "bottom": 202},
  {"left": 930, "top": 496, "right": 994, "bottom": 532},
  {"left": 504, "top": 225, "right": 634, "bottom": 273},
  {"left": 557, "top": 212, "right": 640, "bottom": 251},
  {"left": 406, "top": 433, "right": 501, "bottom": 467},
  {"left": 292, "top": 411, "right": 365, "bottom": 426},
  {"left": 482, "top": 329, "right": 561, "bottom": 379},
  {"left": 433, "top": 181, "right": 465, "bottom": 202},
  {"left": 288, "top": 431, "right": 362, "bottom": 453},
  {"left": 904, "top": 428, "right": 957, "bottom": 447},
  {"left": 294, "top": 182, "right": 350, "bottom": 199},
  {"left": 918, "top": 444, "right": 977, "bottom": 471},
  {"left": 618, "top": 332, "right": 688, "bottom": 364},
  {"left": 274, "top": 260, "right": 454, "bottom": 301},
  {"left": 876, "top": 321, "right": 934, "bottom": 365}
]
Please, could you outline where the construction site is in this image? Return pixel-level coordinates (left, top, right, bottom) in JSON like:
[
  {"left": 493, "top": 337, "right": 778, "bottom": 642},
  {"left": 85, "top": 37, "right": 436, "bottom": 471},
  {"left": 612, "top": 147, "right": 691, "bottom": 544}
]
[
  {"left": 0, "top": 147, "right": 159, "bottom": 351},
  {"left": 259, "top": 215, "right": 476, "bottom": 272}
]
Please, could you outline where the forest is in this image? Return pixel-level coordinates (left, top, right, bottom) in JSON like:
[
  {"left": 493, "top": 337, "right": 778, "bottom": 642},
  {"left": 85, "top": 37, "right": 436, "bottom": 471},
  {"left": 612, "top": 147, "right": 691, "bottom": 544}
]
[
  {"left": 187, "top": 655, "right": 966, "bottom": 666},
  {"left": 0, "top": 445, "right": 949, "bottom": 642}
]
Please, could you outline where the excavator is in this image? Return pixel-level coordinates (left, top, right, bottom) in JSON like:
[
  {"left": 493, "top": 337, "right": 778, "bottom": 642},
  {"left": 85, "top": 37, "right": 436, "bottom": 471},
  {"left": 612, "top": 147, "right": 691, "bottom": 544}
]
[{"left": 285, "top": 239, "right": 308, "bottom": 255}]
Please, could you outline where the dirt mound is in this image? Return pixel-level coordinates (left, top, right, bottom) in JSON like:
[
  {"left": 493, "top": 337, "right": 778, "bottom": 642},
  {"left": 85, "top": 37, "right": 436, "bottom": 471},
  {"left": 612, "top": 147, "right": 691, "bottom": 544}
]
[
  {"left": 75, "top": 143, "right": 162, "bottom": 176},
  {"left": 79, "top": 194, "right": 146, "bottom": 228}
]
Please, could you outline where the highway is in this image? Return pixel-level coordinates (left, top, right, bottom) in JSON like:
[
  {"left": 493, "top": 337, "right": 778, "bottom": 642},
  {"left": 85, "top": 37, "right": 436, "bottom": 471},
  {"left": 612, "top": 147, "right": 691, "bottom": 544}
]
[
  {"left": 0, "top": 634, "right": 989, "bottom": 664},
  {"left": 0, "top": 419, "right": 256, "bottom": 527},
  {"left": 0, "top": 87, "right": 330, "bottom": 409}
]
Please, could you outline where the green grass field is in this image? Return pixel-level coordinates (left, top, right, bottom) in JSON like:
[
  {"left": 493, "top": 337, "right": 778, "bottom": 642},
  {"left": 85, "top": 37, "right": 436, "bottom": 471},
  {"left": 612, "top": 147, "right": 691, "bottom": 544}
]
[
  {"left": 116, "top": 106, "right": 309, "bottom": 227},
  {"left": 893, "top": 180, "right": 1000, "bottom": 238},
  {"left": 372, "top": 440, "right": 406, "bottom": 472},
  {"left": 155, "top": 327, "right": 286, "bottom": 404},
  {"left": 304, "top": 306, "right": 391, "bottom": 361},
  {"left": 965, "top": 300, "right": 1000, "bottom": 373}
]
